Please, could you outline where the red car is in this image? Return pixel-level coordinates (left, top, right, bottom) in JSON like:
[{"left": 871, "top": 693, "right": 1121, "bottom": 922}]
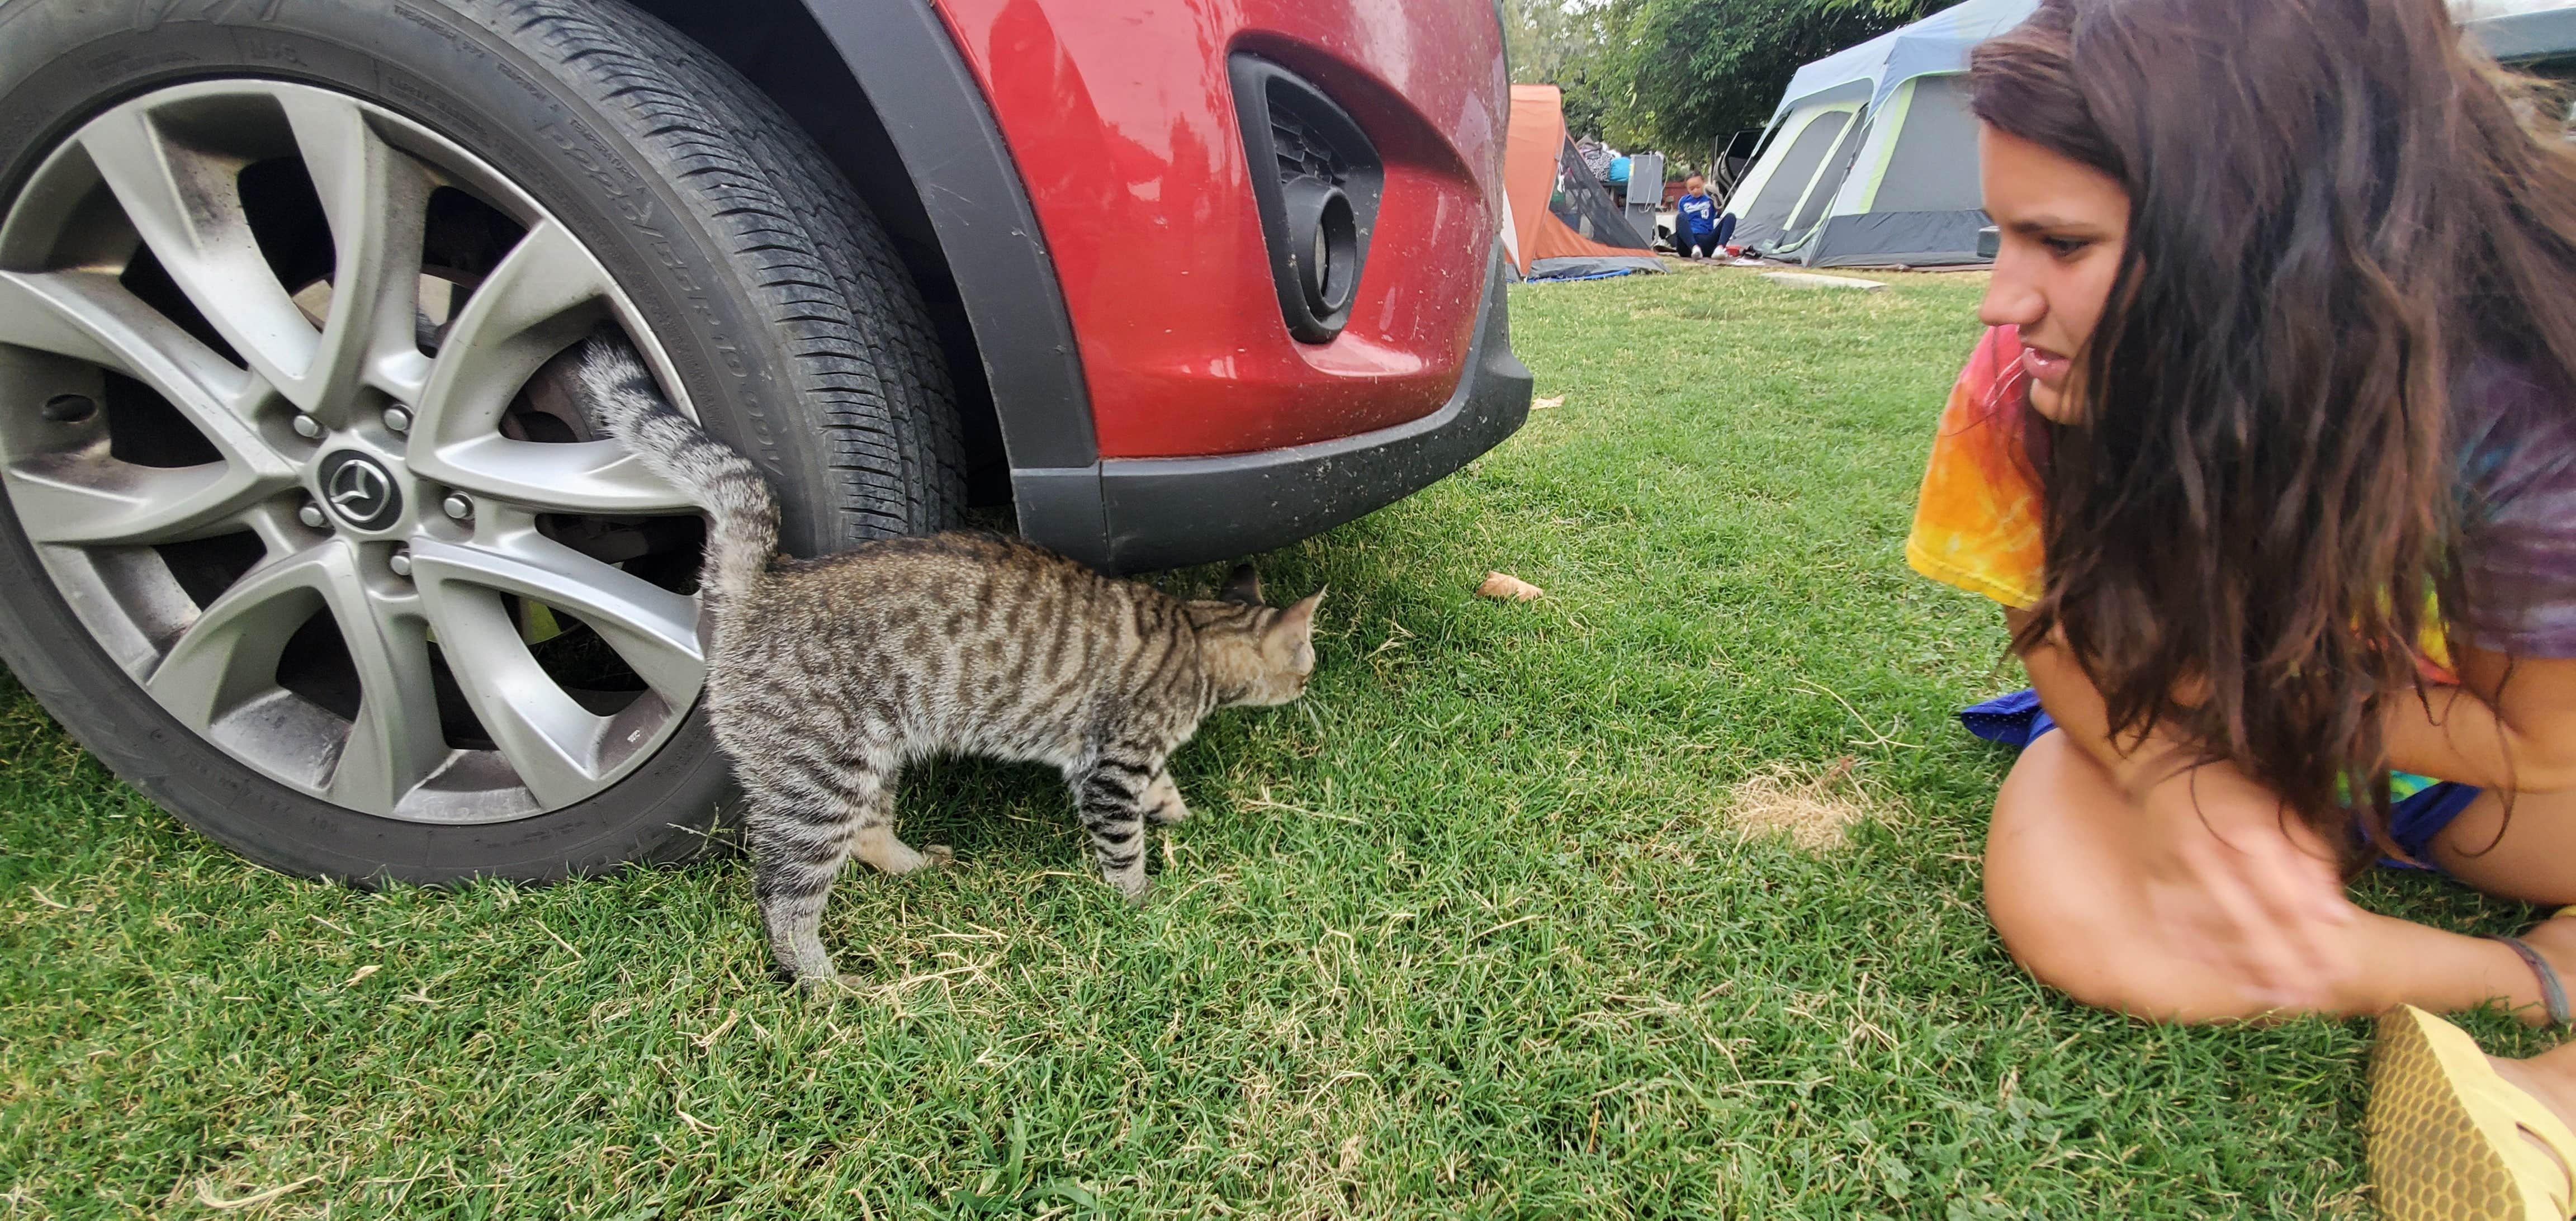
[{"left": 0, "top": 0, "right": 1527, "bottom": 879}]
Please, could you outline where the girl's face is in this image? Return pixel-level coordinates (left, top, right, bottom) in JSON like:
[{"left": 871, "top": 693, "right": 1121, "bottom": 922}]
[{"left": 1976, "top": 125, "right": 2130, "bottom": 423}]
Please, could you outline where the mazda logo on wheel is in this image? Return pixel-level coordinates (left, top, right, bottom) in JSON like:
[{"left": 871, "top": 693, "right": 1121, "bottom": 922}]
[{"left": 318, "top": 451, "right": 404, "bottom": 531}]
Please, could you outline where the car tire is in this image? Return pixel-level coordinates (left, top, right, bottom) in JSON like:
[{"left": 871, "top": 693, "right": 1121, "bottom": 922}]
[{"left": 0, "top": 0, "right": 964, "bottom": 883}]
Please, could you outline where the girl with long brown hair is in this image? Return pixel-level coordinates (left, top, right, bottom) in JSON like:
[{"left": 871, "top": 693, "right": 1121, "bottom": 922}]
[{"left": 1910, "top": 0, "right": 2576, "bottom": 1213}]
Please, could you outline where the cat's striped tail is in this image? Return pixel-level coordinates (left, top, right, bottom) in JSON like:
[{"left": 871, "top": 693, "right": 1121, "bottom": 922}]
[{"left": 571, "top": 334, "right": 780, "bottom": 607}]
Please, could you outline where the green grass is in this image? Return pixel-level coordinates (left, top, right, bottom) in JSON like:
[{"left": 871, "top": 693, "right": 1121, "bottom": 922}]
[{"left": 0, "top": 267, "right": 2553, "bottom": 1218}]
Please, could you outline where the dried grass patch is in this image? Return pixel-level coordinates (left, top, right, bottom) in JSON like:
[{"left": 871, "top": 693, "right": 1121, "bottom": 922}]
[{"left": 1723, "top": 757, "right": 1892, "bottom": 852}]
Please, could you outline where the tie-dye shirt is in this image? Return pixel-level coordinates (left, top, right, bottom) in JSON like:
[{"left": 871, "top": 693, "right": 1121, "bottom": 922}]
[
  {"left": 1906, "top": 326, "right": 2576, "bottom": 659},
  {"left": 1905, "top": 326, "right": 2049, "bottom": 611}
]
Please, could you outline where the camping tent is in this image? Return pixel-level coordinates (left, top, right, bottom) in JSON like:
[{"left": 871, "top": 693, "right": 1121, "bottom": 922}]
[
  {"left": 1502, "top": 85, "right": 1665, "bottom": 281},
  {"left": 2458, "top": 0, "right": 2576, "bottom": 64},
  {"left": 1726, "top": 0, "right": 2576, "bottom": 269},
  {"left": 1722, "top": 0, "right": 2035, "bottom": 268}
]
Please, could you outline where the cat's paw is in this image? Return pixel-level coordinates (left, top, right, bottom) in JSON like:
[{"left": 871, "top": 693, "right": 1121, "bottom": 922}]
[
  {"left": 924, "top": 844, "right": 956, "bottom": 868},
  {"left": 788, "top": 971, "right": 859, "bottom": 996},
  {"left": 1144, "top": 775, "right": 1190, "bottom": 825},
  {"left": 863, "top": 836, "right": 938, "bottom": 875}
]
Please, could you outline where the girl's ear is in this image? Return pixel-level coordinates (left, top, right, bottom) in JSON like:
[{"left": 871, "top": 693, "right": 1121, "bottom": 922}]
[{"left": 1220, "top": 564, "right": 1264, "bottom": 606}]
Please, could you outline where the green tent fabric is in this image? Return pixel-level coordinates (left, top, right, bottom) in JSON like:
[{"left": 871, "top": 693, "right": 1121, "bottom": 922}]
[{"left": 1721, "top": 0, "right": 2033, "bottom": 269}]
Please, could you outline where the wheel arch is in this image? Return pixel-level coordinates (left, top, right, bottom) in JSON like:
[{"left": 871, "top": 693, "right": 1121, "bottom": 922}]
[{"left": 621, "top": 0, "right": 1105, "bottom": 552}]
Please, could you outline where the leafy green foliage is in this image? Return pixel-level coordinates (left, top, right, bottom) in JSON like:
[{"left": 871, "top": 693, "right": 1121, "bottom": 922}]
[
  {"left": 1504, "top": 0, "right": 1632, "bottom": 140},
  {"left": 1510, "top": 0, "right": 1945, "bottom": 157}
]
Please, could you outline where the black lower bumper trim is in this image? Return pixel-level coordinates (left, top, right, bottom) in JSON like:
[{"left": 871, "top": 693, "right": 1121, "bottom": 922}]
[{"left": 1013, "top": 249, "right": 1532, "bottom": 573}]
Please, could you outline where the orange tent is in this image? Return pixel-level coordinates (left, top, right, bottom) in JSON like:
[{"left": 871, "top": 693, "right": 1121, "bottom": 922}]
[{"left": 1503, "top": 86, "right": 1665, "bottom": 280}]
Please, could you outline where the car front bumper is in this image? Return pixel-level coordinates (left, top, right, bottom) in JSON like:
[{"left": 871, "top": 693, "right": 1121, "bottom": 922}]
[{"left": 1015, "top": 249, "right": 1531, "bottom": 574}]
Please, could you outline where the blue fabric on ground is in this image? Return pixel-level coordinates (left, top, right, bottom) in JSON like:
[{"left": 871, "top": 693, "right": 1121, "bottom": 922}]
[
  {"left": 1958, "top": 688, "right": 2479, "bottom": 872},
  {"left": 2385, "top": 782, "right": 2483, "bottom": 872},
  {"left": 1529, "top": 268, "right": 1649, "bottom": 282},
  {"left": 1961, "top": 688, "right": 2054, "bottom": 747}
]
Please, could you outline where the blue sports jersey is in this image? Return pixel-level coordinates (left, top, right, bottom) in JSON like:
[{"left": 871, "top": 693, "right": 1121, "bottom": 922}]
[{"left": 1677, "top": 193, "right": 1719, "bottom": 234}]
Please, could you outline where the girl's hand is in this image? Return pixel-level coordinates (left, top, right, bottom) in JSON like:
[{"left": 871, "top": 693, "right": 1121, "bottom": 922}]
[
  {"left": 2134, "top": 767, "right": 2361, "bottom": 1011},
  {"left": 2011, "top": 607, "right": 2362, "bottom": 1010}
]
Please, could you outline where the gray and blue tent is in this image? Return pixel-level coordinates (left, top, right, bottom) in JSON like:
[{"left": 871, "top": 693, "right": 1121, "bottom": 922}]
[
  {"left": 1726, "top": 0, "right": 2576, "bottom": 270},
  {"left": 2460, "top": 0, "right": 2576, "bottom": 69},
  {"left": 1721, "top": 0, "right": 2036, "bottom": 269}
]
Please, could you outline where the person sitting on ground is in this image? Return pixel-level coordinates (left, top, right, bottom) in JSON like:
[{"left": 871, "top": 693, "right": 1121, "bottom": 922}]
[
  {"left": 1675, "top": 175, "right": 1723, "bottom": 258},
  {"left": 1906, "top": 1, "right": 2576, "bottom": 1215}
]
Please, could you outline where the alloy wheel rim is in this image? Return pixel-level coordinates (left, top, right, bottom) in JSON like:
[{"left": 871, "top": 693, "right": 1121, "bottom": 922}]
[{"left": 0, "top": 80, "right": 710, "bottom": 824}]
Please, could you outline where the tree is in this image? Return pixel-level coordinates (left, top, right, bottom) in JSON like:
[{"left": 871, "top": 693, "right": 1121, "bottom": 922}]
[
  {"left": 1621, "top": 0, "right": 1935, "bottom": 152},
  {"left": 1505, "top": 0, "right": 1945, "bottom": 159},
  {"left": 1503, "top": 0, "right": 1642, "bottom": 144},
  {"left": 1501, "top": 0, "right": 1589, "bottom": 84},
  {"left": 1812, "top": 0, "right": 1947, "bottom": 14}
]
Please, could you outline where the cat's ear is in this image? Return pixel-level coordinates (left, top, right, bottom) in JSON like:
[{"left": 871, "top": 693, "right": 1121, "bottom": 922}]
[
  {"left": 1276, "top": 589, "right": 1324, "bottom": 637},
  {"left": 1267, "top": 590, "right": 1324, "bottom": 672},
  {"left": 1219, "top": 564, "right": 1264, "bottom": 606}
]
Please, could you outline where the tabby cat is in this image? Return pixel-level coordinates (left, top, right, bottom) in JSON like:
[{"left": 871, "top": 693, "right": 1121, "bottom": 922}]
[{"left": 572, "top": 336, "right": 1322, "bottom": 983}]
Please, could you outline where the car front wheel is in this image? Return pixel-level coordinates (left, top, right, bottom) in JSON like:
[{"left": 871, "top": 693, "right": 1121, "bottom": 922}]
[{"left": 0, "top": 0, "right": 962, "bottom": 882}]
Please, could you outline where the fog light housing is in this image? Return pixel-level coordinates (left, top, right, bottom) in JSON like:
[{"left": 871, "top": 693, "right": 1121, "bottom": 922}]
[
  {"left": 1230, "top": 55, "right": 1382, "bottom": 344},
  {"left": 1283, "top": 179, "right": 1358, "bottom": 317}
]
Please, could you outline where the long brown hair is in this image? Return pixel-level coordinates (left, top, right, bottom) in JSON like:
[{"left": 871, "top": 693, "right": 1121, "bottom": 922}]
[{"left": 1969, "top": 0, "right": 2576, "bottom": 859}]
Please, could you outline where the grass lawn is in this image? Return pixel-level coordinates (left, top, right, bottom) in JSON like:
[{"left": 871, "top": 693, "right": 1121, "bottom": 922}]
[{"left": 1, "top": 266, "right": 2556, "bottom": 1219}]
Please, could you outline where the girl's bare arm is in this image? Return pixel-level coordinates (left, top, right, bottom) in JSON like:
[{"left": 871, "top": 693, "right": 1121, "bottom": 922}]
[{"left": 2383, "top": 647, "right": 2576, "bottom": 794}]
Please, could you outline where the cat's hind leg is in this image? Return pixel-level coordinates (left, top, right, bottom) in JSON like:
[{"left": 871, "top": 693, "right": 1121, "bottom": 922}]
[
  {"left": 745, "top": 776, "right": 856, "bottom": 983},
  {"left": 753, "top": 760, "right": 948, "bottom": 985},
  {"left": 1071, "top": 753, "right": 1161, "bottom": 900}
]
